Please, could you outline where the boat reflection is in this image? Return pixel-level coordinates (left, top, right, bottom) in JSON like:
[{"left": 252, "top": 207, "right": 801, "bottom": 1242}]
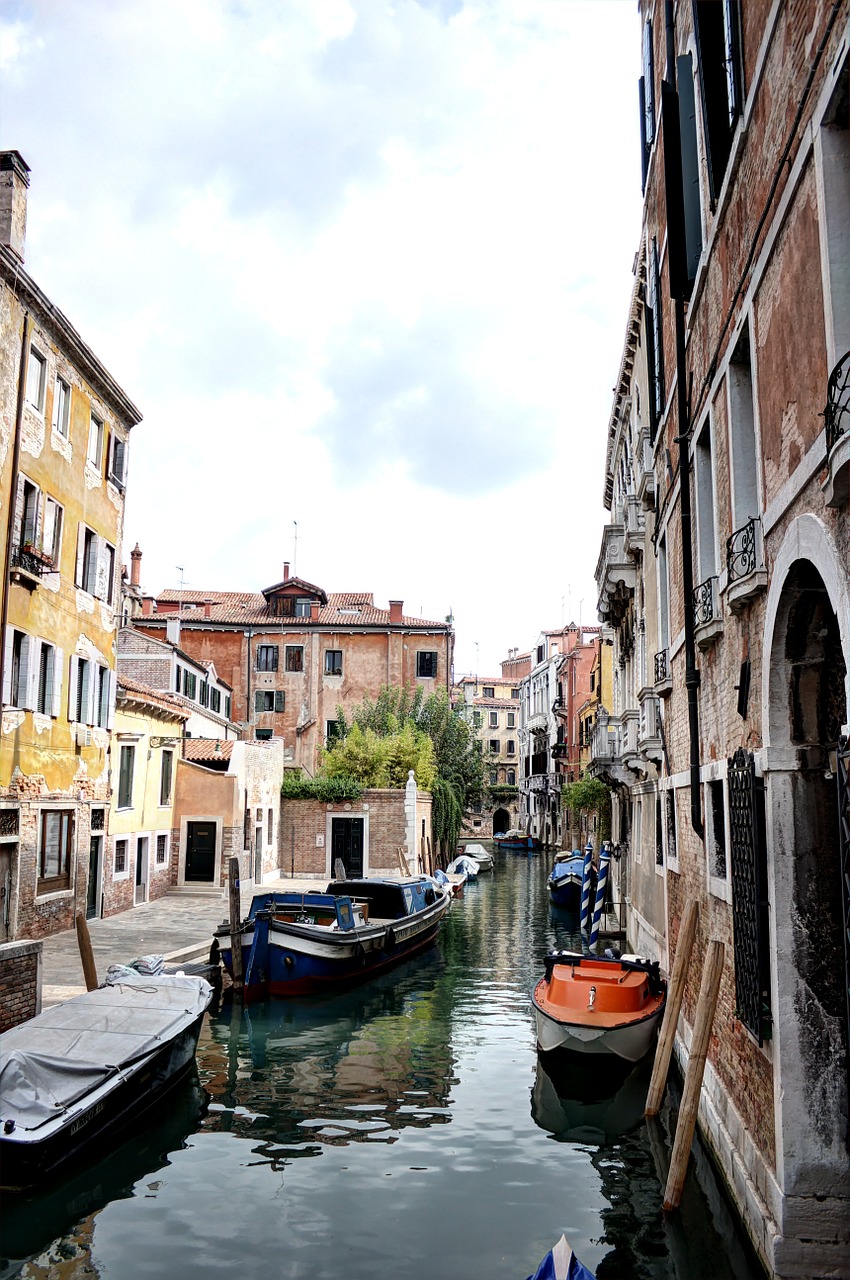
[
  {"left": 531, "top": 1051, "right": 651, "bottom": 1144},
  {"left": 196, "top": 945, "right": 455, "bottom": 1171},
  {"left": 0, "top": 1075, "right": 207, "bottom": 1266}
]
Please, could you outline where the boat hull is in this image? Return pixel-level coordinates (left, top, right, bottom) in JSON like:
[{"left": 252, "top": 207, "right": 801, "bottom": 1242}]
[
  {"left": 531, "top": 954, "right": 666, "bottom": 1063},
  {"left": 1, "top": 1007, "right": 208, "bottom": 1194},
  {"left": 547, "top": 876, "right": 581, "bottom": 909}
]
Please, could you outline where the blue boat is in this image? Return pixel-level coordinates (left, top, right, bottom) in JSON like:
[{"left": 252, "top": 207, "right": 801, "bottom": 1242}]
[
  {"left": 547, "top": 853, "right": 584, "bottom": 909},
  {"left": 526, "top": 1234, "right": 596, "bottom": 1280},
  {"left": 214, "top": 877, "right": 450, "bottom": 998}
]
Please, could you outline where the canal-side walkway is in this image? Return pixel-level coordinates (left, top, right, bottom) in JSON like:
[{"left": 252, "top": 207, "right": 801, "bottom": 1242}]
[{"left": 39, "top": 876, "right": 328, "bottom": 1006}]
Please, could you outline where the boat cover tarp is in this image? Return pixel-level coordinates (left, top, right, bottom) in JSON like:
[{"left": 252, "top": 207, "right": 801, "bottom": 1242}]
[
  {"left": 550, "top": 860, "right": 582, "bottom": 882},
  {"left": 0, "top": 974, "right": 211, "bottom": 1132}
]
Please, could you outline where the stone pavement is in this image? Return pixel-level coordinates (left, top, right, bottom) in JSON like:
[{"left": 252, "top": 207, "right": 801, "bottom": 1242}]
[{"left": 39, "top": 876, "right": 328, "bottom": 1006}]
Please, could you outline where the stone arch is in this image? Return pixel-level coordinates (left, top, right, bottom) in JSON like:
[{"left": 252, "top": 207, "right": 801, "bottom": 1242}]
[
  {"left": 761, "top": 515, "right": 849, "bottom": 1209},
  {"left": 492, "top": 807, "right": 511, "bottom": 836}
]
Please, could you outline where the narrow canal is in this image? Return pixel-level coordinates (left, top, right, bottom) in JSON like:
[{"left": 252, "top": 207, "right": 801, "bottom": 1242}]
[{"left": 3, "top": 848, "right": 765, "bottom": 1280}]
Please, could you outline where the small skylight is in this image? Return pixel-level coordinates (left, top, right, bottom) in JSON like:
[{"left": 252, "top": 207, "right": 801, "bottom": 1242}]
[{"left": 338, "top": 607, "right": 362, "bottom": 615}]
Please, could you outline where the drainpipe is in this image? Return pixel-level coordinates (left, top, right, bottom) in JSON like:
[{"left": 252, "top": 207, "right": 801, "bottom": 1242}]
[
  {"left": 664, "top": 1, "right": 703, "bottom": 838},
  {"left": 0, "top": 312, "right": 30, "bottom": 707}
]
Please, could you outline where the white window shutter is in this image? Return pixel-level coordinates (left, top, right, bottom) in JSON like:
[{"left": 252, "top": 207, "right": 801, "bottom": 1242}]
[
  {"left": 42, "top": 500, "right": 56, "bottom": 560},
  {"left": 52, "top": 647, "right": 63, "bottom": 718},
  {"left": 85, "top": 534, "right": 99, "bottom": 596},
  {"left": 13, "top": 475, "right": 25, "bottom": 544},
  {"left": 68, "top": 655, "right": 79, "bottom": 721},
  {"left": 76, "top": 525, "right": 86, "bottom": 587},
  {"left": 84, "top": 661, "right": 96, "bottom": 725},
  {"left": 95, "top": 538, "right": 109, "bottom": 601},
  {"left": 22, "top": 637, "right": 37, "bottom": 711},
  {"left": 2, "top": 627, "right": 13, "bottom": 704},
  {"left": 106, "top": 669, "right": 116, "bottom": 729}
]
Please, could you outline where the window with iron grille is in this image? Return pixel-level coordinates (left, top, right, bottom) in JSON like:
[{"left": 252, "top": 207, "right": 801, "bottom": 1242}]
[
  {"left": 156, "top": 834, "right": 169, "bottom": 865},
  {"left": 115, "top": 838, "right": 128, "bottom": 875},
  {"left": 728, "top": 749, "right": 771, "bottom": 1043},
  {"left": 655, "top": 792, "right": 664, "bottom": 867},
  {"left": 91, "top": 808, "right": 105, "bottom": 832},
  {"left": 267, "top": 809, "right": 273, "bottom": 845}
]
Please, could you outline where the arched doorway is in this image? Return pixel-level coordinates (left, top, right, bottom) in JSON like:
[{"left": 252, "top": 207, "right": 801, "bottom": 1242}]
[
  {"left": 492, "top": 808, "right": 510, "bottom": 836},
  {"left": 766, "top": 554, "right": 849, "bottom": 1205}
]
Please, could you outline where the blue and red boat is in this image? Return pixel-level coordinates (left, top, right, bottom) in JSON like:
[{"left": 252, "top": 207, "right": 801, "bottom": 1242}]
[
  {"left": 546, "top": 852, "right": 584, "bottom": 909},
  {"left": 493, "top": 829, "right": 540, "bottom": 852},
  {"left": 214, "top": 876, "right": 450, "bottom": 998}
]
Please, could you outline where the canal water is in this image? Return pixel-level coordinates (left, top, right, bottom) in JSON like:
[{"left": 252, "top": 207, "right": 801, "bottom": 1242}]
[{"left": 2, "top": 848, "right": 765, "bottom": 1280}]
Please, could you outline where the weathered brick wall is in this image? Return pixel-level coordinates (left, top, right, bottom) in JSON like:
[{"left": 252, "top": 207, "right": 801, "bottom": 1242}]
[
  {"left": 0, "top": 940, "right": 42, "bottom": 1030},
  {"left": 278, "top": 789, "right": 420, "bottom": 879}
]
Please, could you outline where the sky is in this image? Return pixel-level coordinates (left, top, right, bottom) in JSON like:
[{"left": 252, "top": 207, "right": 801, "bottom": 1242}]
[{"left": 0, "top": 0, "right": 643, "bottom": 677}]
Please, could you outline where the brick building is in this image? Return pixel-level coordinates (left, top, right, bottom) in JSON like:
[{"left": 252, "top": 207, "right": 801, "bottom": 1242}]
[
  {"left": 0, "top": 150, "right": 141, "bottom": 941},
  {"left": 454, "top": 673, "right": 522, "bottom": 837},
  {"left": 592, "top": 4, "right": 850, "bottom": 1273},
  {"left": 133, "top": 561, "right": 453, "bottom": 774}
]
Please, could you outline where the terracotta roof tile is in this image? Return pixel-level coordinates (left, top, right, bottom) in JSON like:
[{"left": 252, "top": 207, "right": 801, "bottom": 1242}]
[
  {"left": 117, "top": 677, "right": 189, "bottom": 720},
  {"left": 146, "top": 589, "right": 448, "bottom": 630},
  {"left": 183, "top": 738, "right": 234, "bottom": 763}
]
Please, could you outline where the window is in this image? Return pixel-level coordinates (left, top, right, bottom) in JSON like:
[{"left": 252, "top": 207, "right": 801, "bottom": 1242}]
[
  {"left": 182, "top": 671, "right": 197, "bottom": 700},
  {"left": 489, "top": 770, "right": 498, "bottom": 785},
  {"left": 267, "top": 809, "right": 274, "bottom": 844},
  {"left": 118, "top": 744, "right": 135, "bottom": 809},
  {"left": 76, "top": 526, "right": 98, "bottom": 595},
  {"left": 198, "top": 680, "right": 209, "bottom": 708},
  {"left": 35, "top": 642, "right": 55, "bottom": 715},
  {"left": 506, "top": 740, "right": 516, "bottom": 756},
  {"left": 507, "top": 769, "right": 516, "bottom": 785},
  {"left": 472, "top": 711, "right": 482, "bottom": 728},
  {"left": 326, "top": 719, "right": 341, "bottom": 745},
  {"left": 225, "top": 695, "right": 232, "bottom": 720},
  {"left": 41, "top": 497, "right": 63, "bottom": 567},
  {"left": 728, "top": 325, "right": 759, "bottom": 532},
  {"left": 483, "top": 686, "right": 495, "bottom": 698},
  {"left": 655, "top": 793, "right": 664, "bottom": 867},
  {"left": 511, "top": 688, "right": 520, "bottom": 699},
  {"left": 175, "top": 667, "right": 182, "bottom": 693},
  {"left": 115, "top": 838, "right": 128, "bottom": 875},
  {"left": 665, "top": 790, "right": 678, "bottom": 866},
  {"left": 255, "top": 690, "right": 285, "bottom": 713},
  {"left": 489, "top": 739, "right": 499, "bottom": 754},
  {"left": 694, "top": 0, "right": 743, "bottom": 206},
  {"left": 695, "top": 420, "right": 718, "bottom": 580},
  {"left": 87, "top": 414, "right": 104, "bottom": 468},
  {"left": 708, "top": 779, "right": 728, "bottom": 881},
  {"left": 285, "top": 646, "right": 304, "bottom": 673},
  {"left": 256, "top": 645, "right": 278, "bottom": 672},
  {"left": 536, "top": 645, "right": 545, "bottom": 664},
  {"left": 19, "top": 478, "right": 39, "bottom": 549},
  {"left": 507, "top": 712, "right": 515, "bottom": 728},
  {"left": 324, "top": 650, "right": 343, "bottom": 676},
  {"left": 26, "top": 347, "right": 46, "bottom": 413},
  {"left": 417, "top": 651, "right": 437, "bottom": 678},
  {"left": 658, "top": 533, "right": 671, "bottom": 652},
  {"left": 156, "top": 833, "right": 169, "bottom": 865},
  {"left": 39, "top": 809, "right": 73, "bottom": 891},
  {"left": 4, "top": 629, "right": 30, "bottom": 709},
  {"left": 489, "top": 711, "right": 498, "bottom": 728},
  {"left": 160, "top": 751, "right": 174, "bottom": 806},
  {"left": 53, "top": 376, "right": 70, "bottom": 437},
  {"left": 633, "top": 798, "right": 643, "bottom": 863},
  {"left": 210, "top": 687, "right": 221, "bottom": 714},
  {"left": 647, "top": 236, "right": 664, "bottom": 435},
  {"left": 294, "top": 598, "right": 312, "bottom": 617},
  {"left": 255, "top": 728, "right": 273, "bottom": 740},
  {"left": 639, "top": 18, "right": 655, "bottom": 189},
  {"left": 108, "top": 432, "right": 127, "bottom": 487},
  {"left": 71, "top": 656, "right": 91, "bottom": 724}
]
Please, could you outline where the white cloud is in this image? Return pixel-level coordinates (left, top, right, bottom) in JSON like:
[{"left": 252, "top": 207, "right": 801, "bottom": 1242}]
[{"left": 1, "top": 0, "right": 642, "bottom": 674}]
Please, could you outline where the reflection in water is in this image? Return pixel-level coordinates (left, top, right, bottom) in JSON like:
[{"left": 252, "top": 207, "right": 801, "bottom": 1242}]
[
  {"left": 1, "top": 849, "right": 766, "bottom": 1280},
  {"left": 532, "top": 1053, "right": 651, "bottom": 1144}
]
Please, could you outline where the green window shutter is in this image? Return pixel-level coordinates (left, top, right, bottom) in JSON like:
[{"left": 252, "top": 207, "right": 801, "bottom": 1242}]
[
  {"left": 274, "top": 691, "right": 285, "bottom": 713},
  {"left": 255, "top": 690, "right": 264, "bottom": 713}
]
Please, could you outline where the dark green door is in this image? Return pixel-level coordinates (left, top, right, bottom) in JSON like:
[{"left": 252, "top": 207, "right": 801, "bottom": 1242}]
[
  {"left": 186, "top": 822, "right": 216, "bottom": 882},
  {"left": 86, "top": 836, "right": 101, "bottom": 919},
  {"left": 331, "top": 818, "right": 364, "bottom": 877}
]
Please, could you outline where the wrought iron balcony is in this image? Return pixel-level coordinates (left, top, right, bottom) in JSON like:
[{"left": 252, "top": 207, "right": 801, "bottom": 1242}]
[
  {"left": 693, "top": 575, "right": 723, "bottom": 650},
  {"left": 825, "top": 349, "right": 850, "bottom": 453},
  {"left": 824, "top": 349, "right": 850, "bottom": 507},
  {"left": 10, "top": 542, "right": 51, "bottom": 582},
  {"left": 654, "top": 647, "right": 672, "bottom": 697},
  {"left": 726, "top": 517, "right": 767, "bottom": 610}
]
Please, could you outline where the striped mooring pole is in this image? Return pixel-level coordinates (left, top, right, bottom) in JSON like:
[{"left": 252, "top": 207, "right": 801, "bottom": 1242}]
[
  {"left": 589, "top": 845, "right": 612, "bottom": 951},
  {"left": 580, "top": 841, "right": 594, "bottom": 936}
]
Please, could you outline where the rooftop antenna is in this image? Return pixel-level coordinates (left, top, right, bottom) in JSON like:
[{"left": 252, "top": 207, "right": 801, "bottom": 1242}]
[
  {"left": 176, "top": 565, "right": 185, "bottom": 614},
  {"left": 292, "top": 521, "right": 298, "bottom": 578}
]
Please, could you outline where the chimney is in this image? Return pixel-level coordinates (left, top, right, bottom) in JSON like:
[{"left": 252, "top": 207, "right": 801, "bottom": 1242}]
[
  {"left": 166, "top": 616, "right": 181, "bottom": 648},
  {"left": 283, "top": 562, "right": 290, "bottom": 581},
  {"left": 389, "top": 600, "right": 403, "bottom": 623},
  {"left": 130, "top": 543, "right": 142, "bottom": 587},
  {"left": 204, "top": 600, "right": 212, "bottom": 619},
  {"left": 0, "top": 151, "right": 30, "bottom": 263},
  {"left": 141, "top": 597, "right": 154, "bottom": 616},
  {"left": 310, "top": 601, "right": 320, "bottom": 622}
]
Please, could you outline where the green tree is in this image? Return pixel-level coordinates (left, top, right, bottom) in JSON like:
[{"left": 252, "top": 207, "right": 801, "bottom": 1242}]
[{"left": 561, "top": 776, "right": 612, "bottom": 842}]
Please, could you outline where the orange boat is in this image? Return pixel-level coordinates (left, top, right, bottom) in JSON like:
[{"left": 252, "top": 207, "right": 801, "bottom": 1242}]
[{"left": 532, "top": 951, "right": 666, "bottom": 1063}]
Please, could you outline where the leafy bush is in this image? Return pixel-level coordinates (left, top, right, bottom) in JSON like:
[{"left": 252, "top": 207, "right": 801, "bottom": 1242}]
[
  {"left": 280, "top": 772, "right": 363, "bottom": 802},
  {"left": 561, "top": 776, "right": 611, "bottom": 839}
]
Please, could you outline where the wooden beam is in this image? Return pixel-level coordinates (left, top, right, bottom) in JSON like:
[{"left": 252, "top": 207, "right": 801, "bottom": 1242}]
[
  {"left": 75, "top": 913, "right": 98, "bottom": 992},
  {"left": 645, "top": 898, "right": 699, "bottom": 1116}
]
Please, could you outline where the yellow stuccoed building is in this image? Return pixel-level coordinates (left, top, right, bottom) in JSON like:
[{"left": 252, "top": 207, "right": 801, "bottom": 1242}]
[{"left": 0, "top": 150, "right": 142, "bottom": 941}]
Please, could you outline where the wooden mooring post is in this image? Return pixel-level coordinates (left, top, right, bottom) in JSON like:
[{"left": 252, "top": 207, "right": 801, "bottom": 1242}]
[
  {"left": 645, "top": 898, "right": 699, "bottom": 1116},
  {"left": 228, "top": 856, "right": 243, "bottom": 991},
  {"left": 662, "top": 938, "right": 725, "bottom": 1211},
  {"left": 75, "top": 913, "right": 99, "bottom": 991}
]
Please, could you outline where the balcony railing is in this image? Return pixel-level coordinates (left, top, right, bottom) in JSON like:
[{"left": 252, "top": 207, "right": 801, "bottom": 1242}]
[
  {"left": 10, "top": 543, "right": 51, "bottom": 578},
  {"left": 654, "top": 649, "right": 668, "bottom": 683},
  {"left": 693, "top": 575, "right": 720, "bottom": 628},
  {"left": 727, "top": 517, "right": 761, "bottom": 583},
  {"left": 825, "top": 349, "right": 850, "bottom": 453}
]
